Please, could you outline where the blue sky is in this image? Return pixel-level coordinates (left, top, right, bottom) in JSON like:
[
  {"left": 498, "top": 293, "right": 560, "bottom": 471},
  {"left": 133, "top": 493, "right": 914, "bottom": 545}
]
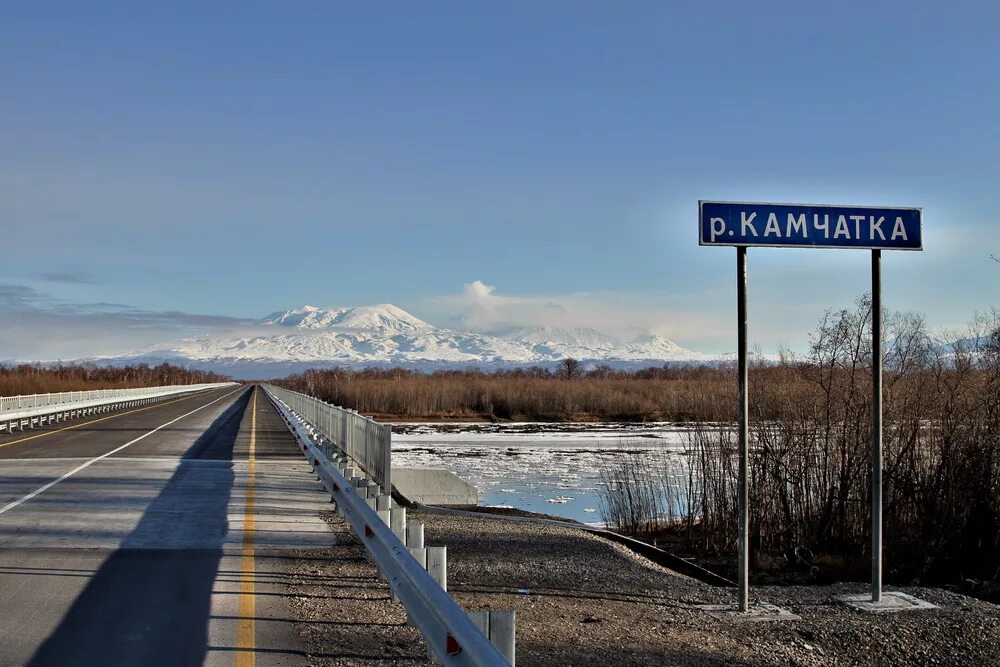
[{"left": 1, "top": 2, "right": 998, "bottom": 358}]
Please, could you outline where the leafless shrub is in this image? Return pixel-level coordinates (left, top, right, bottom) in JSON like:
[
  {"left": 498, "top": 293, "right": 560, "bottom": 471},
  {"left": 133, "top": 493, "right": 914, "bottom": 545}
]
[
  {"left": 597, "top": 446, "right": 664, "bottom": 534},
  {"left": 596, "top": 439, "right": 692, "bottom": 536},
  {"left": 653, "top": 301, "right": 1000, "bottom": 583}
]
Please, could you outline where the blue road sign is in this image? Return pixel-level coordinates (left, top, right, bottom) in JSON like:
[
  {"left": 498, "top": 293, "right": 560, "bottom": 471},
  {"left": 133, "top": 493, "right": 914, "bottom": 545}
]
[{"left": 699, "top": 201, "right": 922, "bottom": 250}]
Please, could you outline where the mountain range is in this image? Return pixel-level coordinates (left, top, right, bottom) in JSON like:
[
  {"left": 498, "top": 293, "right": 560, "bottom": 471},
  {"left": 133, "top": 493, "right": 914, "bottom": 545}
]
[{"left": 96, "top": 304, "right": 723, "bottom": 378}]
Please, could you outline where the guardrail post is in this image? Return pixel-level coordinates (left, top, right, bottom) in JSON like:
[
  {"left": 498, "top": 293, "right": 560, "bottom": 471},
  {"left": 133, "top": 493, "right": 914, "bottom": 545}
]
[
  {"left": 383, "top": 424, "right": 392, "bottom": 496},
  {"left": 427, "top": 546, "right": 447, "bottom": 592},
  {"left": 406, "top": 546, "right": 427, "bottom": 627},
  {"left": 467, "top": 610, "right": 516, "bottom": 665},
  {"left": 375, "top": 508, "right": 392, "bottom": 579},
  {"left": 376, "top": 494, "right": 392, "bottom": 512},
  {"left": 391, "top": 507, "right": 406, "bottom": 542},
  {"left": 406, "top": 523, "right": 424, "bottom": 549},
  {"left": 469, "top": 610, "right": 490, "bottom": 636},
  {"left": 490, "top": 611, "right": 516, "bottom": 665},
  {"left": 409, "top": 546, "right": 427, "bottom": 568}
]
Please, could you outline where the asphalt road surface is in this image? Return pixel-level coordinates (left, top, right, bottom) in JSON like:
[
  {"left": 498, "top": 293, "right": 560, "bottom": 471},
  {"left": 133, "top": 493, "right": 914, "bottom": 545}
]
[{"left": 0, "top": 384, "right": 335, "bottom": 666}]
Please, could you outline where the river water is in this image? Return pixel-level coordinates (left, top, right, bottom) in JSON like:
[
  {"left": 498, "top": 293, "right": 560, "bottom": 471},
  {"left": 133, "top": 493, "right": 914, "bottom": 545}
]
[{"left": 390, "top": 422, "right": 696, "bottom": 524}]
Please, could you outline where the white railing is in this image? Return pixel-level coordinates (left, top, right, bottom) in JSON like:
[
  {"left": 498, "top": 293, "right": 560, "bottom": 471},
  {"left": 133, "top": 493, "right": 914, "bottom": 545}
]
[
  {"left": 0, "top": 382, "right": 237, "bottom": 431},
  {"left": 263, "top": 386, "right": 509, "bottom": 666},
  {"left": 264, "top": 384, "right": 391, "bottom": 491}
]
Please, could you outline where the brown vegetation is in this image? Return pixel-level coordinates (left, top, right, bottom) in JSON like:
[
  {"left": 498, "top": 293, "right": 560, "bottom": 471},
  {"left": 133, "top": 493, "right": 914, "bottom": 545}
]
[
  {"left": 0, "top": 362, "right": 231, "bottom": 396},
  {"left": 276, "top": 364, "right": 742, "bottom": 422},
  {"left": 598, "top": 299, "right": 1000, "bottom": 587}
]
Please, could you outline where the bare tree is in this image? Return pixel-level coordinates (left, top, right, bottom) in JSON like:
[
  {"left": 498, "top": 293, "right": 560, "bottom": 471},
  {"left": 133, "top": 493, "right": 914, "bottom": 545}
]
[{"left": 557, "top": 357, "right": 582, "bottom": 379}]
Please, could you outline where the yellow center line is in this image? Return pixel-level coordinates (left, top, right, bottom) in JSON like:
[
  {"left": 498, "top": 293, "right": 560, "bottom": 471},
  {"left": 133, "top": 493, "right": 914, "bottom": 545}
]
[
  {"left": 0, "top": 391, "right": 220, "bottom": 450},
  {"left": 236, "top": 386, "right": 258, "bottom": 666}
]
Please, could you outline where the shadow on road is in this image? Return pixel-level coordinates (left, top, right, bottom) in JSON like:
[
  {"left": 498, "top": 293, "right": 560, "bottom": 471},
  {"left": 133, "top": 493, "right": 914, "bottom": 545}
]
[{"left": 27, "top": 386, "right": 253, "bottom": 667}]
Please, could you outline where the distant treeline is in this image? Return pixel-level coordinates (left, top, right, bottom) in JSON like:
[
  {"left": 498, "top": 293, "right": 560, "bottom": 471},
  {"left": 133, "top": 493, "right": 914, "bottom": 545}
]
[
  {"left": 275, "top": 363, "right": 745, "bottom": 422},
  {"left": 0, "top": 363, "right": 231, "bottom": 396}
]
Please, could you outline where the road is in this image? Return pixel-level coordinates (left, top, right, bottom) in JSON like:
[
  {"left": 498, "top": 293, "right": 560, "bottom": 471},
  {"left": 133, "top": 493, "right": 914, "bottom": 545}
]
[{"left": 0, "top": 384, "right": 335, "bottom": 666}]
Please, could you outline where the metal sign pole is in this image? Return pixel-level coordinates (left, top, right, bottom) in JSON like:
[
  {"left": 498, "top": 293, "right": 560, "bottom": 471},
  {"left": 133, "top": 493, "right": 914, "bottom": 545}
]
[
  {"left": 737, "top": 246, "right": 749, "bottom": 612},
  {"left": 700, "top": 201, "right": 922, "bottom": 613},
  {"left": 871, "top": 249, "right": 883, "bottom": 603}
]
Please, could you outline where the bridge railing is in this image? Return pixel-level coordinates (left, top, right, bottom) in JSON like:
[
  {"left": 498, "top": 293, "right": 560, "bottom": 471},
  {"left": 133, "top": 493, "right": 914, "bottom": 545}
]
[
  {"left": 263, "top": 386, "right": 509, "bottom": 666},
  {"left": 263, "top": 384, "right": 391, "bottom": 492},
  {"left": 0, "top": 382, "right": 238, "bottom": 431}
]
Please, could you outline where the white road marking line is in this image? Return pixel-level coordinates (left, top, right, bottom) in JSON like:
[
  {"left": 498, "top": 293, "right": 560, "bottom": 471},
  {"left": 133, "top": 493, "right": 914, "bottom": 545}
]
[{"left": 0, "top": 386, "right": 246, "bottom": 516}]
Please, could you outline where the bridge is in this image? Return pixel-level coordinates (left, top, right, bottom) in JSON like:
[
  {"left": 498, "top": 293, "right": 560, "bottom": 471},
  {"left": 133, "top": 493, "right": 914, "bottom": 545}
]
[
  {"left": 0, "top": 383, "right": 509, "bottom": 666},
  {"left": 2, "top": 381, "right": 989, "bottom": 666}
]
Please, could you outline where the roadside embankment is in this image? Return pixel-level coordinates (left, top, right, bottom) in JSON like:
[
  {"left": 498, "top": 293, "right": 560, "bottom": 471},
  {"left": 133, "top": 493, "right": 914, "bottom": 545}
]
[
  {"left": 284, "top": 504, "right": 998, "bottom": 666},
  {"left": 414, "top": 508, "right": 1000, "bottom": 666}
]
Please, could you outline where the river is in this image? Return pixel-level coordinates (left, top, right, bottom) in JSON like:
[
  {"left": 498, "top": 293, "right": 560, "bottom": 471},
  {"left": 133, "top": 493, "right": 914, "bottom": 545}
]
[{"left": 391, "top": 421, "right": 696, "bottom": 523}]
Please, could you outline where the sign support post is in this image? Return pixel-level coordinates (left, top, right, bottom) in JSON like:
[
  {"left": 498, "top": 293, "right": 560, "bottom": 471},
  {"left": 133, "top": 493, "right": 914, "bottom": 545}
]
[
  {"left": 699, "top": 201, "right": 922, "bottom": 613},
  {"left": 736, "top": 246, "right": 749, "bottom": 612},
  {"left": 871, "top": 249, "right": 883, "bottom": 603}
]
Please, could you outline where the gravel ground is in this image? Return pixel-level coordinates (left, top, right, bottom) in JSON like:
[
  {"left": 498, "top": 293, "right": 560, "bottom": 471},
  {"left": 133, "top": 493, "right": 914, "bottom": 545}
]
[
  {"left": 286, "top": 511, "right": 429, "bottom": 666},
  {"left": 287, "top": 508, "right": 1000, "bottom": 666},
  {"left": 417, "top": 510, "right": 1000, "bottom": 666}
]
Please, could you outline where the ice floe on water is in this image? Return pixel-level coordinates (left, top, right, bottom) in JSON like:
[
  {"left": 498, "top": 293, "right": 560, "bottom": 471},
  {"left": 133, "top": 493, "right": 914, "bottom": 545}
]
[{"left": 392, "top": 421, "right": 692, "bottom": 523}]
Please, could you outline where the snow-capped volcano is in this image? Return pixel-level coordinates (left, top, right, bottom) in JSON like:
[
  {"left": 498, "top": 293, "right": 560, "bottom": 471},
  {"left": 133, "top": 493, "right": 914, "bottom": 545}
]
[
  {"left": 498, "top": 325, "right": 622, "bottom": 350},
  {"left": 99, "top": 304, "right": 722, "bottom": 378},
  {"left": 261, "top": 304, "right": 432, "bottom": 334}
]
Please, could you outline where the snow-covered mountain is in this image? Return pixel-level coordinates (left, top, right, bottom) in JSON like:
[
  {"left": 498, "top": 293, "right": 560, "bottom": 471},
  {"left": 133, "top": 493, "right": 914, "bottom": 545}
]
[
  {"left": 498, "top": 325, "right": 621, "bottom": 350},
  {"left": 98, "top": 304, "right": 723, "bottom": 378},
  {"left": 261, "top": 304, "right": 431, "bottom": 334}
]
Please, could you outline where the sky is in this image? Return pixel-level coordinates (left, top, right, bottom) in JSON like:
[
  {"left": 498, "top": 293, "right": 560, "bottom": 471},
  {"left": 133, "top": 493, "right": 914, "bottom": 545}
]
[{"left": 2, "top": 2, "right": 998, "bottom": 360}]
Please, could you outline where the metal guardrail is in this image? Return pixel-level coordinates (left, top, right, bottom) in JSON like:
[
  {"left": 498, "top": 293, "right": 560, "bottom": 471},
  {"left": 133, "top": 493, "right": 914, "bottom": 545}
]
[
  {"left": 263, "top": 386, "right": 509, "bottom": 667},
  {"left": 0, "top": 382, "right": 238, "bottom": 432},
  {"left": 264, "top": 384, "right": 392, "bottom": 491}
]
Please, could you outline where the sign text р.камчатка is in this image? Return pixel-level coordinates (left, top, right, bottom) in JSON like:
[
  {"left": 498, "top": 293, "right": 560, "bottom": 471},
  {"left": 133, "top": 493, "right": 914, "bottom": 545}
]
[{"left": 699, "top": 201, "right": 922, "bottom": 250}]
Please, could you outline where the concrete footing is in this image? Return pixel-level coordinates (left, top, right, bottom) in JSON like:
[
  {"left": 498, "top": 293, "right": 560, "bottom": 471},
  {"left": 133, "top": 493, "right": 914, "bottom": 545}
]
[
  {"left": 392, "top": 467, "right": 478, "bottom": 505},
  {"left": 697, "top": 601, "right": 800, "bottom": 621},
  {"left": 834, "top": 591, "right": 937, "bottom": 613}
]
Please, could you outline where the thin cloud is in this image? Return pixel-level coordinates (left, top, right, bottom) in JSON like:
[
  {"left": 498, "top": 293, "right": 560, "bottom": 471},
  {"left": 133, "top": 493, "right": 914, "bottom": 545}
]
[
  {"left": 419, "top": 280, "right": 734, "bottom": 348},
  {"left": 35, "top": 270, "right": 99, "bottom": 284},
  {"left": 0, "top": 284, "right": 254, "bottom": 360},
  {"left": 0, "top": 284, "right": 44, "bottom": 309}
]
